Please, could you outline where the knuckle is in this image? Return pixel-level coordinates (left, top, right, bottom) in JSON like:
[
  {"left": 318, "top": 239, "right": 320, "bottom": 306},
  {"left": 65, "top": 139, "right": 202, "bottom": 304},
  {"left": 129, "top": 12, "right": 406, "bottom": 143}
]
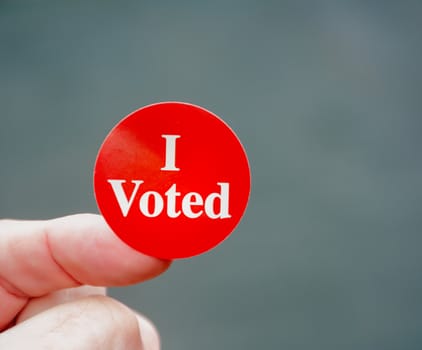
[
  {"left": 78, "top": 296, "right": 142, "bottom": 348},
  {"left": 84, "top": 295, "right": 137, "bottom": 325}
]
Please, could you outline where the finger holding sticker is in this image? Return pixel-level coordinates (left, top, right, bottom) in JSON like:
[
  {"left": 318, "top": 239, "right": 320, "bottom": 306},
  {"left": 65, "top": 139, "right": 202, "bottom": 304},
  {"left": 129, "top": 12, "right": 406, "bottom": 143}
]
[{"left": 94, "top": 102, "right": 251, "bottom": 259}]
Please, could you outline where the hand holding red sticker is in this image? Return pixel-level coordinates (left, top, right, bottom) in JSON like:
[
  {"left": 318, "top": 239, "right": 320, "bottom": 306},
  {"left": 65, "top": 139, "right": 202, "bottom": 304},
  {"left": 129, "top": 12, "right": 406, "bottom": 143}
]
[{"left": 94, "top": 102, "right": 251, "bottom": 259}]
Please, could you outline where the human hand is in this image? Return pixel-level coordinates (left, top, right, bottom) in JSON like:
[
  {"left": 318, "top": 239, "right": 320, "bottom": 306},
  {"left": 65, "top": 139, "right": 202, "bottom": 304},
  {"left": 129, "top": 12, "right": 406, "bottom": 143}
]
[{"left": 0, "top": 214, "right": 171, "bottom": 349}]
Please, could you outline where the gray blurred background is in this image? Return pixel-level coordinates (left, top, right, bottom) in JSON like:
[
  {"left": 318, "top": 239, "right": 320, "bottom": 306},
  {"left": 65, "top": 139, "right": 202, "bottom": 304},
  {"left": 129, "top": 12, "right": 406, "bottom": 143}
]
[{"left": 1, "top": 1, "right": 422, "bottom": 349}]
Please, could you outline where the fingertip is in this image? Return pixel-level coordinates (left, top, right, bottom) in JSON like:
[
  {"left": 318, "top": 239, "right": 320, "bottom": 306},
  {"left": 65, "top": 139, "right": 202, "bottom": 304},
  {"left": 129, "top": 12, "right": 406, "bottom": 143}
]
[
  {"left": 45, "top": 213, "right": 173, "bottom": 287},
  {"left": 136, "top": 313, "right": 161, "bottom": 350}
]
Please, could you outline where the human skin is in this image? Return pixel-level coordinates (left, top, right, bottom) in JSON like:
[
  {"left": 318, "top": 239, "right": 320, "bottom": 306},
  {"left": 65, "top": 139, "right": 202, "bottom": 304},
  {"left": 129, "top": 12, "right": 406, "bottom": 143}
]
[{"left": 0, "top": 214, "right": 171, "bottom": 349}]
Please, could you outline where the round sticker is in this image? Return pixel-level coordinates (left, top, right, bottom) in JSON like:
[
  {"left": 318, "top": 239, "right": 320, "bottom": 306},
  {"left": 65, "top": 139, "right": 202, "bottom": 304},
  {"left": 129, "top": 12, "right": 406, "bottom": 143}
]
[{"left": 94, "top": 102, "right": 250, "bottom": 259}]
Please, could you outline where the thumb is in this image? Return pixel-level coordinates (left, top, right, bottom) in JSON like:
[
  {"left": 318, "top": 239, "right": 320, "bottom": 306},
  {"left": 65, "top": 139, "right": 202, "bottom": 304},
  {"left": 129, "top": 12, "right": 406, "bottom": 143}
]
[{"left": 0, "top": 296, "right": 147, "bottom": 350}]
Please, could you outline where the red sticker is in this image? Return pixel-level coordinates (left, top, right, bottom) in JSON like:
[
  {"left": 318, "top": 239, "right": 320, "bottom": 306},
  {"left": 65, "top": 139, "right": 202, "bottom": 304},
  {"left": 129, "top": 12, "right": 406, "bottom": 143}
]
[{"left": 94, "top": 102, "right": 250, "bottom": 259}]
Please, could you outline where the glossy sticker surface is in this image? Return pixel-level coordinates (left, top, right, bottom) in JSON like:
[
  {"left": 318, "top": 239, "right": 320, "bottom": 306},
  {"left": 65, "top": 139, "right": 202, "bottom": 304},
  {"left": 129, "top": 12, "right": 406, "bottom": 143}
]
[{"left": 94, "top": 102, "right": 250, "bottom": 259}]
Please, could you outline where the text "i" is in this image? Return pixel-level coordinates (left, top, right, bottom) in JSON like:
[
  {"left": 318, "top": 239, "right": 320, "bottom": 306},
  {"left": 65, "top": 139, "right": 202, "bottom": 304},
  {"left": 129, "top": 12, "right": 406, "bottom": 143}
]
[{"left": 161, "top": 134, "right": 181, "bottom": 171}]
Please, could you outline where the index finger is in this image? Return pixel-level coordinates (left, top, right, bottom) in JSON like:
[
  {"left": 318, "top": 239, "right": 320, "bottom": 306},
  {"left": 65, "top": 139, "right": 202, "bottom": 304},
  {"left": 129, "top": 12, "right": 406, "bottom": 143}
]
[{"left": 0, "top": 213, "right": 171, "bottom": 330}]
